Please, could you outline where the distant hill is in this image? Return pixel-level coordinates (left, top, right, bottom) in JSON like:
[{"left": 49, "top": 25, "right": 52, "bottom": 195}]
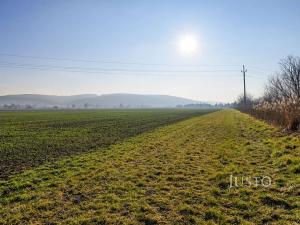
[
  {"left": 0, "top": 93, "right": 206, "bottom": 108},
  {"left": 0, "top": 94, "right": 97, "bottom": 107}
]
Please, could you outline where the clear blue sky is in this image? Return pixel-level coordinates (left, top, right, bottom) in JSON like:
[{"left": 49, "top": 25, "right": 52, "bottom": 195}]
[{"left": 1, "top": 0, "right": 300, "bottom": 102}]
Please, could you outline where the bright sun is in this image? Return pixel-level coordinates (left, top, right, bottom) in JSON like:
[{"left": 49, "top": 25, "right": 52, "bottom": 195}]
[{"left": 177, "top": 34, "right": 198, "bottom": 56}]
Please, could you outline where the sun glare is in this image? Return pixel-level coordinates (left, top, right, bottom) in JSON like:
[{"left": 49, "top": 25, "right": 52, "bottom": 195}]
[{"left": 177, "top": 33, "right": 198, "bottom": 56}]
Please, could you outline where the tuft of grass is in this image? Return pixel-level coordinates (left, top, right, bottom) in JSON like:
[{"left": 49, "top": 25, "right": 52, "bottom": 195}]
[{"left": 260, "top": 195, "right": 294, "bottom": 209}]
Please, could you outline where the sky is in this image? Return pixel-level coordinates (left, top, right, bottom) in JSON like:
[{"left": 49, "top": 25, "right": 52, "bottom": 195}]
[{"left": 0, "top": 0, "right": 300, "bottom": 102}]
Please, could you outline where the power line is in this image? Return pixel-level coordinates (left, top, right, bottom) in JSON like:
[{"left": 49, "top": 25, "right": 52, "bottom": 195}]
[
  {"left": 0, "top": 64, "right": 245, "bottom": 78},
  {"left": 247, "top": 75, "right": 266, "bottom": 79},
  {"left": 0, "top": 61, "right": 240, "bottom": 74},
  {"left": 247, "top": 73, "right": 268, "bottom": 79},
  {"left": 0, "top": 60, "right": 270, "bottom": 80},
  {"left": 0, "top": 53, "right": 275, "bottom": 82},
  {"left": 247, "top": 65, "right": 275, "bottom": 73},
  {"left": 0, "top": 53, "right": 240, "bottom": 68}
]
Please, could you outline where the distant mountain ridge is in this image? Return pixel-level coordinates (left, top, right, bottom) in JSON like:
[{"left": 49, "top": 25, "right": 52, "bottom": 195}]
[{"left": 0, "top": 93, "right": 205, "bottom": 108}]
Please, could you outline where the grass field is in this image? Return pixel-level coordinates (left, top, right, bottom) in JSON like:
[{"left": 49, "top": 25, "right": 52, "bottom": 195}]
[
  {"left": 0, "top": 110, "right": 299, "bottom": 224},
  {"left": 0, "top": 109, "right": 215, "bottom": 179}
]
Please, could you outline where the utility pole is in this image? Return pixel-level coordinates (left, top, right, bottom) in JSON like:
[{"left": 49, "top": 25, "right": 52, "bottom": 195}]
[{"left": 242, "top": 65, "right": 247, "bottom": 108}]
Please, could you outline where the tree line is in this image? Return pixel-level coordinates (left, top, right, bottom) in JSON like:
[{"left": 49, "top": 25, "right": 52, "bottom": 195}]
[{"left": 236, "top": 55, "right": 300, "bottom": 131}]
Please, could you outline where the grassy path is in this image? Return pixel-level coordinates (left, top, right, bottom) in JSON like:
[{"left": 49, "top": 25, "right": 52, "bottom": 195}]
[{"left": 0, "top": 110, "right": 299, "bottom": 224}]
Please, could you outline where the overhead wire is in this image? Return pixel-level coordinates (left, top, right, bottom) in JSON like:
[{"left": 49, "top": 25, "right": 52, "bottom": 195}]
[
  {"left": 0, "top": 53, "right": 275, "bottom": 80},
  {"left": 0, "top": 53, "right": 240, "bottom": 67}
]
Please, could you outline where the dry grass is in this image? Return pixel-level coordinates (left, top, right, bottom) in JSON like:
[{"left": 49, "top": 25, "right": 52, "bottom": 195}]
[{"left": 250, "top": 101, "right": 300, "bottom": 131}]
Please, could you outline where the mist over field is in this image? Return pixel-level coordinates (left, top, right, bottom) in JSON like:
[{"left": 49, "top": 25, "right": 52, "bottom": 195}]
[{"left": 0, "top": 93, "right": 204, "bottom": 108}]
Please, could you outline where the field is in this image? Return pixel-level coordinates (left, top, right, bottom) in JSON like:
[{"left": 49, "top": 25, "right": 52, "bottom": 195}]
[
  {"left": 0, "top": 109, "right": 300, "bottom": 224},
  {"left": 0, "top": 109, "right": 215, "bottom": 179}
]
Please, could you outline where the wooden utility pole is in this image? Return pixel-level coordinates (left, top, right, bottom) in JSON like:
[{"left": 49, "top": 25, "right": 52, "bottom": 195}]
[{"left": 242, "top": 65, "right": 247, "bottom": 108}]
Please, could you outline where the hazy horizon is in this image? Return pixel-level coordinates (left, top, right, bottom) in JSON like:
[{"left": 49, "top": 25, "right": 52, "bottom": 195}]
[
  {"left": 1, "top": 0, "right": 300, "bottom": 102},
  {"left": 0, "top": 92, "right": 222, "bottom": 103}
]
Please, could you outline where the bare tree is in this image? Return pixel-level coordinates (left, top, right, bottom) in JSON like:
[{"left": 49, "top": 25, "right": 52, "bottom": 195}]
[
  {"left": 265, "top": 55, "right": 300, "bottom": 102},
  {"left": 262, "top": 55, "right": 300, "bottom": 131},
  {"left": 235, "top": 93, "right": 255, "bottom": 110}
]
